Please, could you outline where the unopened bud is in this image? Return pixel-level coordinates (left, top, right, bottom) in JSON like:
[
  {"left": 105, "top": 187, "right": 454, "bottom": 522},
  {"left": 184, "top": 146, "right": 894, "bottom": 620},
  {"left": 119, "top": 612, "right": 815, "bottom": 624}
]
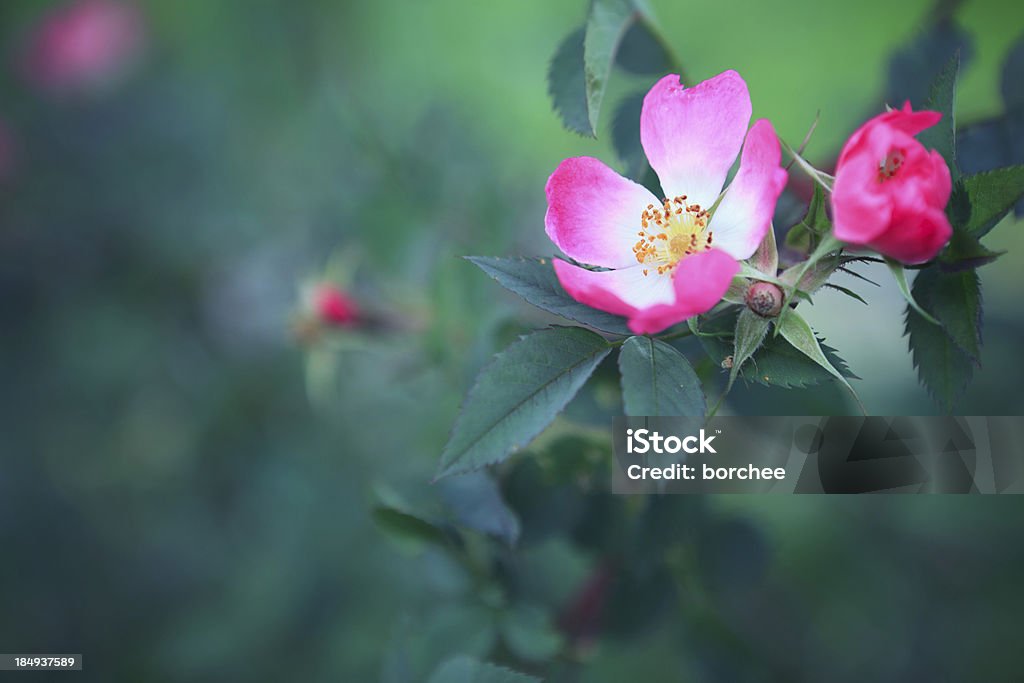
[
  {"left": 315, "top": 284, "right": 360, "bottom": 326},
  {"left": 745, "top": 281, "right": 783, "bottom": 318}
]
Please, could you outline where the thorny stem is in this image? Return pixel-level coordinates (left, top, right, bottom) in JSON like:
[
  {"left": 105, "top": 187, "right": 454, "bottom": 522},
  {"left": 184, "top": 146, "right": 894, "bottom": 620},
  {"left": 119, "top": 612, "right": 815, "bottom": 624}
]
[
  {"left": 784, "top": 110, "right": 820, "bottom": 172},
  {"left": 781, "top": 138, "right": 834, "bottom": 192}
]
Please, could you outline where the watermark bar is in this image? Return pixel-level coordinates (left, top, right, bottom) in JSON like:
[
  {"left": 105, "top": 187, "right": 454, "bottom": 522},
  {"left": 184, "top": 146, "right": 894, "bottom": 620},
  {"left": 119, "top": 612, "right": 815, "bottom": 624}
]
[
  {"left": 612, "top": 416, "right": 1024, "bottom": 494},
  {"left": 0, "top": 655, "right": 82, "bottom": 671}
]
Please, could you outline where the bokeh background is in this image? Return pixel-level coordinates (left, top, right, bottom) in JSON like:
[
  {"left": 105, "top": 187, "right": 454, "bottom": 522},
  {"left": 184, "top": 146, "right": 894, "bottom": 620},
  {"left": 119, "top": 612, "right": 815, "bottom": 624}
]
[{"left": 2, "top": 0, "right": 1023, "bottom": 680}]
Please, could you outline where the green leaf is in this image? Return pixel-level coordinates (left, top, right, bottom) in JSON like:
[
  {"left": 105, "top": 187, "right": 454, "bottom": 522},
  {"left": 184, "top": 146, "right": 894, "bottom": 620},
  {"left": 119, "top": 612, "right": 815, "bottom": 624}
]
[
  {"left": 438, "top": 472, "right": 521, "bottom": 546},
  {"left": 777, "top": 311, "right": 863, "bottom": 411},
  {"left": 499, "top": 604, "right": 563, "bottom": 663},
  {"left": 783, "top": 223, "right": 811, "bottom": 254},
  {"left": 886, "top": 259, "right": 940, "bottom": 325},
  {"left": 728, "top": 308, "right": 771, "bottom": 391},
  {"left": 783, "top": 184, "right": 830, "bottom": 254},
  {"left": 912, "top": 267, "right": 983, "bottom": 362},
  {"left": 940, "top": 229, "right": 1005, "bottom": 271},
  {"left": 958, "top": 166, "right": 1024, "bottom": 237},
  {"left": 803, "top": 183, "right": 831, "bottom": 233},
  {"left": 427, "top": 656, "right": 540, "bottom": 683},
  {"left": 611, "top": 91, "right": 647, "bottom": 181},
  {"left": 918, "top": 52, "right": 960, "bottom": 178},
  {"left": 372, "top": 506, "right": 451, "bottom": 548},
  {"left": 547, "top": 27, "right": 592, "bottom": 136},
  {"left": 438, "top": 327, "right": 612, "bottom": 478},
  {"left": 384, "top": 608, "right": 498, "bottom": 683},
  {"left": 584, "top": 0, "right": 640, "bottom": 134},
  {"left": 467, "top": 256, "right": 632, "bottom": 335},
  {"left": 701, "top": 332, "right": 856, "bottom": 389},
  {"left": 618, "top": 336, "right": 706, "bottom": 416},
  {"left": 698, "top": 311, "right": 857, "bottom": 388},
  {"left": 947, "top": 178, "right": 972, "bottom": 227},
  {"left": 761, "top": 337, "right": 857, "bottom": 388},
  {"left": 615, "top": 16, "right": 676, "bottom": 75},
  {"left": 905, "top": 303, "right": 974, "bottom": 414}
]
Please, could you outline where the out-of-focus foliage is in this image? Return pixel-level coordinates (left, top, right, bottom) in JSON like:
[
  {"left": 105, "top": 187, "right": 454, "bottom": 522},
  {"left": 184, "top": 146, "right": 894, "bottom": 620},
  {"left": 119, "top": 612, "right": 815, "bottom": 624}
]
[{"left": 1, "top": 1, "right": 1024, "bottom": 682}]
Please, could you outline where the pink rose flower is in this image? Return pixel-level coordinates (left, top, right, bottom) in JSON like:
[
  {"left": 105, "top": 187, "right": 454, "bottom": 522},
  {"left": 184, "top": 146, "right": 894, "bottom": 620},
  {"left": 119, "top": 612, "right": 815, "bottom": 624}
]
[
  {"left": 546, "top": 71, "right": 787, "bottom": 335},
  {"left": 314, "top": 285, "right": 360, "bottom": 327},
  {"left": 832, "top": 103, "right": 952, "bottom": 264},
  {"left": 20, "top": 0, "right": 145, "bottom": 94}
]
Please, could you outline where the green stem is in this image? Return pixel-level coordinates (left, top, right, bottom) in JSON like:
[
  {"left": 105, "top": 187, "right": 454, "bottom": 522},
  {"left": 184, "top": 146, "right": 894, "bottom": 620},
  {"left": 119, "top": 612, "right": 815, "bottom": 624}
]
[
  {"left": 655, "top": 328, "right": 694, "bottom": 343},
  {"left": 780, "top": 138, "right": 834, "bottom": 192},
  {"left": 776, "top": 233, "right": 843, "bottom": 332},
  {"left": 784, "top": 110, "right": 820, "bottom": 172}
]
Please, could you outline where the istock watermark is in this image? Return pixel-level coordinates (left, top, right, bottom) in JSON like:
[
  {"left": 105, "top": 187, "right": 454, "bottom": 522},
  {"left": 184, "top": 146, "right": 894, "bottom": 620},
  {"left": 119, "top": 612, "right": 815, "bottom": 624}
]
[
  {"left": 626, "top": 428, "right": 718, "bottom": 454},
  {"left": 612, "top": 416, "right": 1024, "bottom": 494}
]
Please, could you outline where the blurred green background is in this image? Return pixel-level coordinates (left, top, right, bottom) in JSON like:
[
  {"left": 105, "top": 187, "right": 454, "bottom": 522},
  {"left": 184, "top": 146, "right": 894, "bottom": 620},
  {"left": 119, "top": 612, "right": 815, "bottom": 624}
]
[{"left": 2, "top": 0, "right": 1023, "bottom": 681}]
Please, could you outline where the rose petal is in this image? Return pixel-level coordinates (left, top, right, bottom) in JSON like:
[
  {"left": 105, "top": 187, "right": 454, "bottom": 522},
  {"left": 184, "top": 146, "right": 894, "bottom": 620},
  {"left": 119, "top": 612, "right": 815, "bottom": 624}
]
[
  {"left": 707, "top": 119, "right": 788, "bottom": 260},
  {"left": 837, "top": 102, "right": 942, "bottom": 166},
  {"left": 545, "top": 156, "right": 659, "bottom": 269},
  {"left": 555, "top": 249, "right": 738, "bottom": 335},
  {"left": 867, "top": 205, "right": 952, "bottom": 265},
  {"left": 552, "top": 259, "right": 675, "bottom": 315},
  {"left": 640, "top": 71, "right": 752, "bottom": 207},
  {"left": 628, "top": 249, "right": 739, "bottom": 334}
]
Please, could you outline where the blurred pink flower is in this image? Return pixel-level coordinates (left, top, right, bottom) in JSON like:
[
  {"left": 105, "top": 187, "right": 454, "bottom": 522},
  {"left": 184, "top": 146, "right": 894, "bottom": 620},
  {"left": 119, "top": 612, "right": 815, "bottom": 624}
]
[
  {"left": 832, "top": 103, "right": 952, "bottom": 264},
  {"left": 546, "top": 71, "right": 787, "bottom": 335},
  {"left": 20, "top": 0, "right": 145, "bottom": 94},
  {"left": 314, "top": 285, "right": 360, "bottom": 327}
]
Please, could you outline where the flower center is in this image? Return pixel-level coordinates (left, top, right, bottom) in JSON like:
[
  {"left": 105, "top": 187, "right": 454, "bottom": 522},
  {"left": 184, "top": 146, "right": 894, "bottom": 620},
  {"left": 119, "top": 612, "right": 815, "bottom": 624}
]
[
  {"left": 878, "top": 149, "right": 905, "bottom": 181},
  {"left": 632, "top": 195, "right": 713, "bottom": 276}
]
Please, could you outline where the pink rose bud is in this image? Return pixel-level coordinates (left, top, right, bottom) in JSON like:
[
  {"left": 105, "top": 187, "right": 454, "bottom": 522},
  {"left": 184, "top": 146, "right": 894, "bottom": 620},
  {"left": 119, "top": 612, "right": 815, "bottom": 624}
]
[
  {"left": 832, "top": 102, "right": 952, "bottom": 264},
  {"left": 314, "top": 285, "right": 360, "bottom": 327},
  {"left": 20, "top": 0, "right": 145, "bottom": 94},
  {"left": 746, "top": 281, "right": 783, "bottom": 318}
]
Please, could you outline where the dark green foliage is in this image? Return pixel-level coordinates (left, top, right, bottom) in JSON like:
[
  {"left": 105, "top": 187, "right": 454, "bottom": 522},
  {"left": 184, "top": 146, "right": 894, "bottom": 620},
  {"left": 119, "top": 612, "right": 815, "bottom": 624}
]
[
  {"left": 548, "top": 0, "right": 676, "bottom": 138},
  {"left": 784, "top": 184, "right": 830, "bottom": 254},
  {"left": 438, "top": 327, "right": 611, "bottom": 477},
  {"left": 582, "top": 0, "right": 638, "bottom": 134},
  {"left": 618, "top": 336, "right": 705, "bottom": 416},
  {"left": 547, "top": 27, "right": 592, "bottom": 136},
  {"left": 956, "top": 166, "right": 1024, "bottom": 237},
  {"left": 614, "top": 17, "right": 676, "bottom": 75},
  {"left": 728, "top": 308, "right": 771, "bottom": 391},
  {"left": 467, "top": 257, "right": 633, "bottom": 335},
  {"left": 902, "top": 49, "right": 1024, "bottom": 410},
  {"left": 917, "top": 52, "right": 960, "bottom": 178},
  {"left": 699, "top": 311, "right": 856, "bottom": 390},
  {"left": 427, "top": 656, "right": 541, "bottom": 683},
  {"left": 958, "top": 34, "right": 1024, "bottom": 216},
  {"left": 611, "top": 91, "right": 648, "bottom": 181},
  {"left": 905, "top": 267, "right": 981, "bottom": 412},
  {"left": 884, "top": 14, "right": 973, "bottom": 108}
]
